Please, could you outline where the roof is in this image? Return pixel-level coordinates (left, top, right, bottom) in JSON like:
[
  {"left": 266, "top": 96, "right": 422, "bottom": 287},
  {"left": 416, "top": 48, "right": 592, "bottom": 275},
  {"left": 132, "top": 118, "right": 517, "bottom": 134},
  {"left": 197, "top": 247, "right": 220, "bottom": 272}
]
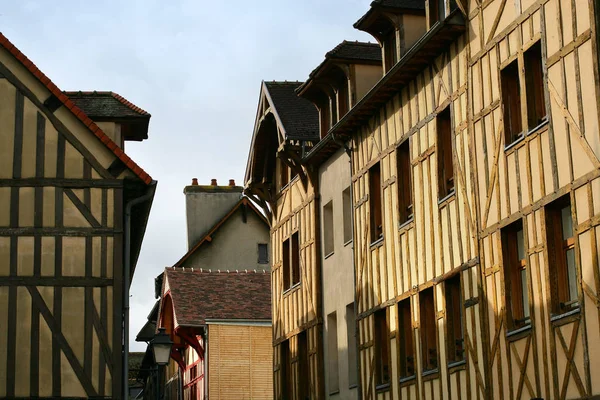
[
  {"left": 172, "top": 197, "right": 269, "bottom": 268},
  {"left": 354, "top": 0, "right": 425, "bottom": 31},
  {"left": 64, "top": 91, "right": 150, "bottom": 119},
  {"left": 0, "top": 33, "right": 152, "bottom": 184},
  {"left": 296, "top": 41, "right": 381, "bottom": 96},
  {"left": 374, "top": 0, "right": 425, "bottom": 9},
  {"left": 164, "top": 268, "right": 271, "bottom": 326},
  {"left": 324, "top": 40, "right": 382, "bottom": 62},
  {"left": 305, "top": 10, "right": 466, "bottom": 166},
  {"left": 264, "top": 81, "right": 319, "bottom": 141}
]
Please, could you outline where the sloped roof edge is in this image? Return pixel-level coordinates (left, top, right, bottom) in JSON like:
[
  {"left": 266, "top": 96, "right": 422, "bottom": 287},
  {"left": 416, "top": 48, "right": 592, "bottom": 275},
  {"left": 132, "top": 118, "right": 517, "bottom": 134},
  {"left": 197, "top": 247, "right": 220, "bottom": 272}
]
[
  {"left": 0, "top": 33, "right": 152, "bottom": 184},
  {"left": 172, "top": 197, "right": 269, "bottom": 268}
]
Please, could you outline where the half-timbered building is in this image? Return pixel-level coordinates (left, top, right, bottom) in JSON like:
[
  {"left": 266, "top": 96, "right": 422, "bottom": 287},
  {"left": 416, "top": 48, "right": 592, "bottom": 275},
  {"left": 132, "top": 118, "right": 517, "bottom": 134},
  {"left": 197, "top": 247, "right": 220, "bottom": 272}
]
[
  {"left": 296, "top": 0, "right": 600, "bottom": 399},
  {"left": 244, "top": 81, "right": 323, "bottom": 399},
  {"left": 0, "top": 33, "right": 156, "bottom": 399}
]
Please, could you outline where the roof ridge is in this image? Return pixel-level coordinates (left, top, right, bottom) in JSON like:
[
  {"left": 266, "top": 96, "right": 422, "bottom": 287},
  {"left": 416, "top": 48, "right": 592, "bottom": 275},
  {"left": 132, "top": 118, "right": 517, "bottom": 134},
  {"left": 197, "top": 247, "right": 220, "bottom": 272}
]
[{"left": 0, "top": 33, "right": 152, "bottom": 184}]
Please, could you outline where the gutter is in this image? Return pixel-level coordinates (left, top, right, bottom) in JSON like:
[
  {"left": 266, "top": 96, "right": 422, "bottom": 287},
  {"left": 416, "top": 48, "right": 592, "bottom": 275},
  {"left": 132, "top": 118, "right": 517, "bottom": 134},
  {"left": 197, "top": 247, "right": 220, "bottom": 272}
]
[{"left": 123, "top": 181, "right": 157, "bottom": 400}]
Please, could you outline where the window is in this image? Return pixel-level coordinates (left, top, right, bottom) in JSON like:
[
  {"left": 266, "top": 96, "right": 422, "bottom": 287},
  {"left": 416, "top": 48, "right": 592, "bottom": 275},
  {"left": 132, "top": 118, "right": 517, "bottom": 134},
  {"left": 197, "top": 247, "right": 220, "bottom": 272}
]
[
  {"left": 420, "top": 288, "right": 437, "bottom": 372},
  {"left": 343, "top": 187, "right": 353, "bottom": 244},
  {"left": 501, "top": 59, "right": 523, "bottom": 145},
  {"left": 346, "top": 303, "right": 358, "bottom": 387},
  {"left": 429, "top": 0, "right": 441, "bottom": 27},
  {"left": 320, "top": 100, "right": 331, "bottom": 138},
  {"left": 282, "top": 232, "right": 300, "bottom": 290},
  {"left": 525, "top": 42, "right": 546, "bottom": 129},
  {"left": 398, "top": 298, "right": 415, "bottom": 378},
  {"left": 283, "top": 238, "right": 290, "bottom": 289},
  {"left": 292, "top": 232, "right": 300, "bottom": 285},
  {"left": 546, "top": 197, "right": 578, "bottom": 314},
  {"left": 369, "top": 163, "right": 383, "bottom": 243},
  {"left": 502, "top": 220, "right": 530, "bottom": 329},
  {"left": 258, "top": 243, "right": 269, "bottom": 264},
  {"left": 323, "top": 200, "right": 334, "bottom": 256},
  {"left": 384, "top": 29, "right": 398, "bottom": 72},
  {"left": 338, "top": 79, "right": 350, "bottom": 118},
  {"left": 327, "top": 312, "right": 340, "bottom": 393},
  {"left": 298, "top": 331, "right": 308, "bottom": 399},
  {"left": 397, "top": 140, "right": 413, "bottom": 223},
  {"left": 374, "top": 308, "right": 390, "bottom": 386},
  {"left": 281, "top": 340, "right": 290, "bottom": 397},
  {"left": 437, "top": 107, "right": 455, "bottom": 198},
  {"left": 280, "top": 159, "right": 289, "bottom": 189},
  {"left": 445, "top": 275, "right": 464, "bottom": 363}
]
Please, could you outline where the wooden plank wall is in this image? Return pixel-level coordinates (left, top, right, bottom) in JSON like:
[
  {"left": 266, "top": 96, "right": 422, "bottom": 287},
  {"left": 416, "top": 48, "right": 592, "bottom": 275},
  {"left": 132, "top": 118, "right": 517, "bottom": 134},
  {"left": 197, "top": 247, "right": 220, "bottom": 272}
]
[
  {"left": 470, "top": 0, "right": 600, "bottom": 398},
  {"left": 271, "top": 175, "right": 323, "bottom": 399},
  {"left": 0, "top": 61, "right": 123, "bottom": 398},
  {"left": 351, "top": 30, "right": 487, "bottom": 399}
]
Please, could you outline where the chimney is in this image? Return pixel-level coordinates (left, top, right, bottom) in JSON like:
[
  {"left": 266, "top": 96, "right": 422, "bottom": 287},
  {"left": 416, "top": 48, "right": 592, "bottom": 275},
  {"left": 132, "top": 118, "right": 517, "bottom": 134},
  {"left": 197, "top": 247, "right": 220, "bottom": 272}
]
[{"left": 184, "top": 178, "right": 243, "bottom": 250}]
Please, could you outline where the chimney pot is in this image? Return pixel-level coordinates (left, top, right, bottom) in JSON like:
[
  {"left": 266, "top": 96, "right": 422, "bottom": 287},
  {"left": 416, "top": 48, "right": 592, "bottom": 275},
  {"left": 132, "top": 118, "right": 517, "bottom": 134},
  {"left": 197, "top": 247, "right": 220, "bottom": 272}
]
[
  {"left": 229, "top": 179, "right": 235, "bottom": 186},
  {"left": 191, "top": 178, "right": 198, "bottom": 186},
  {"left": 211, "top": 178, "right": 217, "bottom": 186}
]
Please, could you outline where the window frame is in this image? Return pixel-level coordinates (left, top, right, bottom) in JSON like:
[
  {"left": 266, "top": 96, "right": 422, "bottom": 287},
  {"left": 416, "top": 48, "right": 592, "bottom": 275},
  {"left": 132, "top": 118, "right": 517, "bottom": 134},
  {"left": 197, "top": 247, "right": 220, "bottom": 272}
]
[
  {"left": 282, "top": 231, "right": 301, "bottom": 292},
  {"left": 323, "top": 200, "right": 334, "bottom": 257},
  {"left": 257, "top": 243, "right": 269, "bottom": 264},
  {"left": 374, "top": 308, "right": 391, "bottom": 388},
  {"left": 369, "top": 162, "right": 384, "bottom": 244},
  {"left": 397, "top": 139, "right": 413, "bottom": 224},
  {"left": 445, "top": 274, "right": 465, "bottom": 364},
  {"left": 397, "top": 298, "right": 415, "bottom": 379},
  {"left": 419, "top": 288, "right": 438, "bottom": 373},
  {"left": 437, "top": 106, "right": 455, "bottom": 199},
  {"left": 546, "top": 196, "right": 579, "bottom": 315},
  {"left": 342, "top": 186, "right": 353, "bottom": 245},
  {"left": 502, "top": 220, "right": 531, "bottom": 330},
  {"left": 384, "top": 28, "right": 398, "bottom": 72}
]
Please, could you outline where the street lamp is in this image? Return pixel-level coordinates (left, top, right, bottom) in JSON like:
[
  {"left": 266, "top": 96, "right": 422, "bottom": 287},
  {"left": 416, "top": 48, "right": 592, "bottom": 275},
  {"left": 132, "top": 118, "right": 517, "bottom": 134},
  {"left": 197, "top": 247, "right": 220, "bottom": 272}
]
[
  {"left": 149, "top": 328, "right": 173, "bottom": 400},
  {"left": 150, "top": 328, "right": 173, "bottom": 366}
]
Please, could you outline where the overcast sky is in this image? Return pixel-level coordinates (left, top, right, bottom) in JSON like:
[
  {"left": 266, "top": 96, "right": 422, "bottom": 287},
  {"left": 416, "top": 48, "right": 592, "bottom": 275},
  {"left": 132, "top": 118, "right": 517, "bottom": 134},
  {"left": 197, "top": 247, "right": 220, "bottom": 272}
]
[{"left": 1, "top": 0, "right": 375, "bottom": 351}]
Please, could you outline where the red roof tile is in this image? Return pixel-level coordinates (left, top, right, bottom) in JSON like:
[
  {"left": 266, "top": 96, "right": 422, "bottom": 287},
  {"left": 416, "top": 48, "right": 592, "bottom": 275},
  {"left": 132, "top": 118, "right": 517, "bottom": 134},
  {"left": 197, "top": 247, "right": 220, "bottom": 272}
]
[
  {"left": 0, "top": 32, "right": 153, "bottom": 185},
  {"left": 164, "top": 269, "right": 271, "bottom": 327}
]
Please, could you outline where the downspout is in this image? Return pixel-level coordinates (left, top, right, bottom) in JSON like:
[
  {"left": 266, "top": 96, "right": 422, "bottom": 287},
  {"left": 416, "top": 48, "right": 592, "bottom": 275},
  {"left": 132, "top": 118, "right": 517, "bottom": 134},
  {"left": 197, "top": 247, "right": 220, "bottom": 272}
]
[
  {"left": 332, "top": 132, "right": 360, "bottom": 397},
  {"left": 123, "top": 182, "right": 157, "bottom": 400},
  {"left": 203, "top": 326, "right": 209, "bottom": 400}
]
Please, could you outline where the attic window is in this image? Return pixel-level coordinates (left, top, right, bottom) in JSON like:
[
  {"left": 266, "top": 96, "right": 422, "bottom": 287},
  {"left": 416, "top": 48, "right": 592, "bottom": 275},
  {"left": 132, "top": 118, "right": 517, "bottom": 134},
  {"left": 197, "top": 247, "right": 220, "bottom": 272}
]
[
  {"left": 384, "top": 29, "right": 398, "bottom": 72},
  {"left": 320, "top": 100, "right": 331, "bottom": 138},
  {"left": 429, "top": 0, "right": 441, "bottom": 27},
  {"left": 280, "top": 159, "right": 289, "bottom": 189},
  {"left": 338, "top": 79, "right": 350, "bottom": 118}
]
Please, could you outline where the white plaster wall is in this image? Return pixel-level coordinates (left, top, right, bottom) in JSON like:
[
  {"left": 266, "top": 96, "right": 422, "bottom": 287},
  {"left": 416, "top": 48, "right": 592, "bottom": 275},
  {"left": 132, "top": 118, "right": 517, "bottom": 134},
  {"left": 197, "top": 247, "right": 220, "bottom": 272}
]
[{"left": 319, "top": 148, "right": 358, "bottom": 399}]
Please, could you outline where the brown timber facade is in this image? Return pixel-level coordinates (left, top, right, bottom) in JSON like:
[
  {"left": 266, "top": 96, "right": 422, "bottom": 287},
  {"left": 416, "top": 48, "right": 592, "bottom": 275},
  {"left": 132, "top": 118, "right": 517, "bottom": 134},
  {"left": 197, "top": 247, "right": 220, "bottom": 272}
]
[
  {"left": 0, "top": 34, "right": 155, "bottom": 398},
  {"left": 245, "top": 0, "right": 600, "bottom": 399}
]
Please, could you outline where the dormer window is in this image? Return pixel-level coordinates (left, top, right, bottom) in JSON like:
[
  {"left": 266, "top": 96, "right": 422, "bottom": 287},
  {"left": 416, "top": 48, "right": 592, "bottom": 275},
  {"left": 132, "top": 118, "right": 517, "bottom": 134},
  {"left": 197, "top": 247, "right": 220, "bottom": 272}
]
[
  {"left": 428, "top": 0, "right": 441, "bottom": 27},
  {"left": 384, "top": 29, "right": 398, "bottom": 72},
  {"left": 318, "top": 96, "right": 331, "bottom": 138},
  {"left": 337, "top": 78, "right": 350, "bottom": 119}
]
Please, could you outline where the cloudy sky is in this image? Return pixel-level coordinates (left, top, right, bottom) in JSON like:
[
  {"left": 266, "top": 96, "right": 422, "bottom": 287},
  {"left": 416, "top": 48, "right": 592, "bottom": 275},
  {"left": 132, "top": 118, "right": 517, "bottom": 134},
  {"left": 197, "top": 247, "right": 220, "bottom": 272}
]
[{"left": 1, "top": 0, "right": 375, "bottom": 351}]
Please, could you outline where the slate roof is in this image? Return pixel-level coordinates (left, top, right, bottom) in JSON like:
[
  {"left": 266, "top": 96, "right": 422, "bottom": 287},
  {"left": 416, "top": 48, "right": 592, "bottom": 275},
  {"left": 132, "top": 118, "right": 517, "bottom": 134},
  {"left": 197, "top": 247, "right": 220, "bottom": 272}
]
[
  {"left": 264, "top": 81, "right": 319, "bottom": 141},
  {"left": 296, "top": 41, "right": 382, "bottom": 96},
  {"left": 374, "top": 0, "right": 425, "bottom": 10},
  {"left": 325, "top": 40, "right": 382, "bottom": 62},
  {"left": 64, "top": 91, "right": 150, "bottom": 119},
  {"left": 0, "top": 33, "right": 153, "bottom": 185},
  {"left": 165, "top": 269, "right": 271, "bottom": 327}
]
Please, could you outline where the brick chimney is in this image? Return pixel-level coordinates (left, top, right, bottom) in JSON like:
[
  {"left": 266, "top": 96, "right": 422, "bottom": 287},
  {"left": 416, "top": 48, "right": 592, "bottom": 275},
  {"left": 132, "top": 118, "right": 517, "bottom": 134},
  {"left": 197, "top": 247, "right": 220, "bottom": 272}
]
[{"left": 183, "top": 178, "right": 243, "bottom": 250}]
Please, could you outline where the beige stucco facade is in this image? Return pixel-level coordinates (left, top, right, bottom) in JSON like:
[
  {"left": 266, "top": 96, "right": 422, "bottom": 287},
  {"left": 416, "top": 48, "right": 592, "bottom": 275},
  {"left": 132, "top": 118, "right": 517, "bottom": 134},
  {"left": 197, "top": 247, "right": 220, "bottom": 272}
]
[
  {"left": 180, "top": 205, "right": 271, "bottom": 272},
  {"left": 319, "top": 148, "right": 358, "bottom": 399}
]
